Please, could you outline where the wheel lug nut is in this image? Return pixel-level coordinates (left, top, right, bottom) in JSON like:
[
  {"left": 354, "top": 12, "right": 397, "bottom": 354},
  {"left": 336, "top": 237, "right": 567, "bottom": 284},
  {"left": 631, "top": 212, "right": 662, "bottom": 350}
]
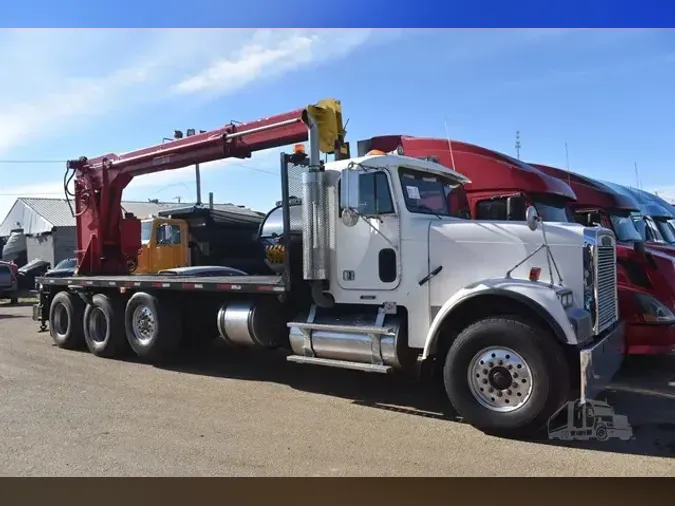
[
  {"left": 482, "top": 379, "right": 488, "bottom": 384},
  {"left": 496, "top": 391, "right": 502, "bottom": 397},
  {"left": 512, "top": 383, "right": 518, "bottom": 388},
  {"left": 489, "top": 388, "right": 494, "bottom": 393},
  {"left": 507, "top": 390, "right": 512, "bottom": 395}
]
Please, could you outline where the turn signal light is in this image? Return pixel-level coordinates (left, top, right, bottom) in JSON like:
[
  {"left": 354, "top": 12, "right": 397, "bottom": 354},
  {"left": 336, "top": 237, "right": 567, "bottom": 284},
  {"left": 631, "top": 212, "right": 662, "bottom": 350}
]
[{"left": 529, "top": 267, "right": 541, "bottom": 282}]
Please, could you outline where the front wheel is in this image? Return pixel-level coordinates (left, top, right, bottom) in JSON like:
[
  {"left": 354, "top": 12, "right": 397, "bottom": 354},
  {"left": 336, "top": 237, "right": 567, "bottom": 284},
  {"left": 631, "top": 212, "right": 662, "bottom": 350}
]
[{"left": 443, "top": 317, "right": 570, "bottom": 438}]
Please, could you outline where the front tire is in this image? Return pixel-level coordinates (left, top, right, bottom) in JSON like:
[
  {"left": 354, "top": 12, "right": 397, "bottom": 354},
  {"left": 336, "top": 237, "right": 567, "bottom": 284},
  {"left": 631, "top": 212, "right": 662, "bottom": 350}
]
[
  {"left": 83, "top": 294, "right": 129, "bottom": 358},
  {"left": 443, "top": 317, "right": 570, "bottom": 438},
  {"left": 124, "top": 292, "right": 182, "bottom": 361}
]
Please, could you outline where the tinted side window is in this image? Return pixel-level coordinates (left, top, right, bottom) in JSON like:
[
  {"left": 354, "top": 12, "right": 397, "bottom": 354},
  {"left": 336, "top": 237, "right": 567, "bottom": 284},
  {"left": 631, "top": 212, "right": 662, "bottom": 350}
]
[{"left": 476, "top": 199, "right": 508, "bottom": 220}]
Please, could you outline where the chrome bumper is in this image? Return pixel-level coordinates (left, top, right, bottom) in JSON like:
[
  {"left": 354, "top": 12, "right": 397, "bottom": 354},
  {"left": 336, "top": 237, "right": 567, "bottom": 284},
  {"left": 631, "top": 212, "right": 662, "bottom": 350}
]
[{"left": 579, "top": 321, "right": 625, "bottom": 403}]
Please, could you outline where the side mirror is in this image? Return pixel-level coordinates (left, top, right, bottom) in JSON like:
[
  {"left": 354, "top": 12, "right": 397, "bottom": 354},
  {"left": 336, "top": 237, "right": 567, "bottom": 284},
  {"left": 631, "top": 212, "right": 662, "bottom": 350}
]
[
  {"left": 526, "top": 206, "right": 540, "bottom": 231},
  {"left": 340, "top": 168, "right": 360, "bottom": 211},
  {"left": 587, "top": 212, "right": 602, "bottom": 227},
  {"left": 506, "top": 195, "right": 526, "bottom": 221}
]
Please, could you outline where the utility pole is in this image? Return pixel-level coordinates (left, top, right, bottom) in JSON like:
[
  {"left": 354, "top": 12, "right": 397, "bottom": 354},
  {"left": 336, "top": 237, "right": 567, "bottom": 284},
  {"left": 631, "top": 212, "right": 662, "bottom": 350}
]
[
  {"left": 167, "top": 128, "right": 206, "bottom": 205},
  {"left": 565, "top": 143, "right": 570, "bottom": 170},
  {"left": 634, "top": 162, "right": 641, "bottom": 190},
  {"left": 515, "top": 131, "right": 521, "bottom": 160}
]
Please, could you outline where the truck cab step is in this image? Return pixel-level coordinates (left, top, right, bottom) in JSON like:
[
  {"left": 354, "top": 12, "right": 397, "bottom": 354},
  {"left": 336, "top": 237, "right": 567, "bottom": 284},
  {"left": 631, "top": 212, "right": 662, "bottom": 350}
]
[{"left": 286, "top": 355, "right": 393, "bottom": 374}]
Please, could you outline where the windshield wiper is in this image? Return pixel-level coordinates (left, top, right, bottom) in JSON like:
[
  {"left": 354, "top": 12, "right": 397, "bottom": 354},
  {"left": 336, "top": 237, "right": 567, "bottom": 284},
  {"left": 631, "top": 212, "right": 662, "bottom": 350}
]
[{"left": 416, "top": 204, "right": 443, "bottom": 220}]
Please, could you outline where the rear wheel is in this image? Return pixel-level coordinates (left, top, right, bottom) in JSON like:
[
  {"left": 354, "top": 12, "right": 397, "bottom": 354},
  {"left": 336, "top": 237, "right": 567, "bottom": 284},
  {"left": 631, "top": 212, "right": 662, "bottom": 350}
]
[
  {"left": 443, "top": 317, "right": 570, "bottom": 438},
  {"left": 124, "top": 292, "right": 182, "bottom": 361},
  {"left": 83, "top": 294, "right": 129, "bottom": 358},
  {"left": 48, "top": 291, "right": 85, "bottom": 349}
]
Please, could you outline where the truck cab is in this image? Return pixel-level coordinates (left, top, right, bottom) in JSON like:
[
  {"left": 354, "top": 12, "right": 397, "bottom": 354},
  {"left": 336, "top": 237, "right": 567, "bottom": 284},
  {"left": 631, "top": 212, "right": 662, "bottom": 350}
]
[
  {"left": 600, "top": 182, "right": 675, "bottom": 254},
  {"left": 136, "top": 216, "right": 190, "bottom": 274}
]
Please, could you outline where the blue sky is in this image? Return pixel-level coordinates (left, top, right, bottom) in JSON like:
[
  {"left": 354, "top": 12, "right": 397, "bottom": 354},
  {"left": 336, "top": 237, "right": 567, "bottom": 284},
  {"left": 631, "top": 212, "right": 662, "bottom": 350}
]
[{"left": 1, "top": 28, "right": 674, "bottom": 220}]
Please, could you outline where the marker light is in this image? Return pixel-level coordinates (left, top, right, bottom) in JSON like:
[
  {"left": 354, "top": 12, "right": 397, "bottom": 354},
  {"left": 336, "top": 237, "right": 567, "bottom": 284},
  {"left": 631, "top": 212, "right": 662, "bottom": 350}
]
[
  {"left": 367, "top": 149, "right": 386, "bottom": 156},
  {"left": 529, "top": 267, "right": 541, "bottom": 282},
  {"left": 293, "top": 144, "right": 306, "bottom": 154}
]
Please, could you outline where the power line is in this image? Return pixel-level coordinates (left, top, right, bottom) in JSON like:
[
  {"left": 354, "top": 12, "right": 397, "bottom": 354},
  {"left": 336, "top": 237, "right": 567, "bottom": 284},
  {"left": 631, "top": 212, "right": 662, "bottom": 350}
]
[
  {"left": 0, "top": 160, "right": 67, "bottom": 164},
  {"left": 0, "top": 160, "right": 283, "bottom": 196}
]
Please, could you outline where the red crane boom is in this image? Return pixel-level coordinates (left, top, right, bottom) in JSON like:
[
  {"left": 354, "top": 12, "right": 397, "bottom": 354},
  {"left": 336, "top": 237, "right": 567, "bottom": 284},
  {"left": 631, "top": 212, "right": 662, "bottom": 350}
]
[{"left": 66, "top": 98, "right": 346, "bottom": 276}]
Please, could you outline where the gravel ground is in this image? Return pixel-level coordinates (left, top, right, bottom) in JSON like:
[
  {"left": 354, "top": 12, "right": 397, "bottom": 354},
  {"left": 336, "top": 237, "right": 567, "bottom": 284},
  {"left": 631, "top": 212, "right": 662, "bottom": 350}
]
[{"left": 1, "top": 302, "right": 674, "bottom": 476}]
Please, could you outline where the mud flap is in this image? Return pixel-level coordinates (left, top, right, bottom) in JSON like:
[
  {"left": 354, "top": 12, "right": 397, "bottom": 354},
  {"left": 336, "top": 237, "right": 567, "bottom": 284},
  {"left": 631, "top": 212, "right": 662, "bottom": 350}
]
[{"left": 579, "top": 321, "right": 625, "bottom": 403}]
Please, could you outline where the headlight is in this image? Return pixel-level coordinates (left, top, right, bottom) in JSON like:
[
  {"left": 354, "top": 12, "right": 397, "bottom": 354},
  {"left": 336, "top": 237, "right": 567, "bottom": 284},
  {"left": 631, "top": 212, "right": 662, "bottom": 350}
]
[
  {"left": 633, "top": 293, "right": 675, "bottom": 323},
  {"left": 558, "top": 290, "right": 574, "bottom": 309}
]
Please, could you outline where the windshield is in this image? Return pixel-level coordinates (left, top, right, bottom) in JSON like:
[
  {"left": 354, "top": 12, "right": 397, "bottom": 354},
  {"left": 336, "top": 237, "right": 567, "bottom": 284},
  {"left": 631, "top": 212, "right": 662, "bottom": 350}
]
[
  {"left": 609, "top": 214, "right": 643, "bottom": 242},
  {"left": 530, "top": 193, "right": 574, "bottom": 223},
  {"left": 54, "top": 258, "right": 77, "bottom": 269},
  {"left": 532, "top": 201, "right": 573, "bottom": 223},
  {"left": 399, "top": 168, "right": 455, "bottom": 216},
  {"left": 654, "top": 217, "right": 675, "bottom": 243},
  {"left": 141, "top": 221, "right": 154, "bottom": 244}
]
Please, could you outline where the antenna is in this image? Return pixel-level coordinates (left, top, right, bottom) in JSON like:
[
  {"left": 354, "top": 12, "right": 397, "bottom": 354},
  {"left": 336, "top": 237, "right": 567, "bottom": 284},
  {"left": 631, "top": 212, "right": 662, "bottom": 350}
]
[
  {"left": 444, "top": 118, "right": 457, "bottom": 171},
  {"left": 515, "top": 131, "right": 521, "bottom": 160}
]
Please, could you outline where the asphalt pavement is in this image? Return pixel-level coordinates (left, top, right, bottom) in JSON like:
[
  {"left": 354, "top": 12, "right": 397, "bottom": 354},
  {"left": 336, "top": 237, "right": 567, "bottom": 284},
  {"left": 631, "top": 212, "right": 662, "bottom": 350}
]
[{"left": 1, "top": 302, "right": 674, "bottom": 476}]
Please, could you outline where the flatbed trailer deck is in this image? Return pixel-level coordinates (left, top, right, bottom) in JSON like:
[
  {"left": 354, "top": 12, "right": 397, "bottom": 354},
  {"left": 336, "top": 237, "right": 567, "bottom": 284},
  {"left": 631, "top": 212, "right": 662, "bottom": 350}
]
[{"left": 36, "top": 274, "right": 286, "bottom": 294}]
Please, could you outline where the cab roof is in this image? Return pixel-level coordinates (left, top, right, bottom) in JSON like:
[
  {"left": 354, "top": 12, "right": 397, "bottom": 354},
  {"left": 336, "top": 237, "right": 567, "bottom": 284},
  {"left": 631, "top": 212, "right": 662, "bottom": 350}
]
[
  {"left": 530, "top": 163, "right": 638, "bottom": 212},
  {"left": 327, "top": 153, "right": 472, "bottom": 185},
  {"left": 599, "top": 181, "right": 674, "bottom": 219}
]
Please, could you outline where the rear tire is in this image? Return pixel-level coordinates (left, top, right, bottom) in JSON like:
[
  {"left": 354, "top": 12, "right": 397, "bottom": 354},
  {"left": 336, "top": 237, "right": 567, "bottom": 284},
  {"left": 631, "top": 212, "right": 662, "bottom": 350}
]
[
  {"left": 443, "top": 316, "right": 570, "bottom": 438},
  {"left": 48, "top": 291, "right": 85, "bottom": 350},
  {"left": 124, "top": 292, "right": 182, "bottom": 361},
  {"left": 83, "top": 294, "right": 129, "bottom": 358}
]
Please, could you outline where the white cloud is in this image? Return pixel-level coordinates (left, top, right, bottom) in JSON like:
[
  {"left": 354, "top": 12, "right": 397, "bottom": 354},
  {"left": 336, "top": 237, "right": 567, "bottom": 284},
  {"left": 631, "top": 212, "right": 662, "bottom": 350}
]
[
  {"left": 0, "top": 29, "right": 382, "bottom": 158},
  {"left": 0, "top": 28, "right": 386, "bottom": 226},
  {"left": 172, "top": 29, "right": 375, "bottom": 96}
]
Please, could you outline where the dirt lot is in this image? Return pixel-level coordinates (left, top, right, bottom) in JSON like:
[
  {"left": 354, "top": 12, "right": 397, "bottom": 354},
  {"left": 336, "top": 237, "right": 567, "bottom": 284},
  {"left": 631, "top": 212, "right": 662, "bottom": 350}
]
[{"left": 1, "top": 302, "right": 674, "bottom": 476}]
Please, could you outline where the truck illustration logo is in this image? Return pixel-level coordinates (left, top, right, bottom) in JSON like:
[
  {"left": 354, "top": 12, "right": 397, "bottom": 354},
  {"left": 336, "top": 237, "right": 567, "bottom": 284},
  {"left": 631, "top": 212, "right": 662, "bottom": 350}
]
[{"left": 547, "top": 399, "right": 633, "bottom": 442}]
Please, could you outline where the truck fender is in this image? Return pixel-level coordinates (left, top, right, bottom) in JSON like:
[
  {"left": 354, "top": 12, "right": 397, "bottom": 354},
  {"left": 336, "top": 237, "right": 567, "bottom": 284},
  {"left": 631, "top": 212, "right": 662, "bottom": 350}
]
[{"left": 422, "top": 278, "right": 577, "bottom": 360}]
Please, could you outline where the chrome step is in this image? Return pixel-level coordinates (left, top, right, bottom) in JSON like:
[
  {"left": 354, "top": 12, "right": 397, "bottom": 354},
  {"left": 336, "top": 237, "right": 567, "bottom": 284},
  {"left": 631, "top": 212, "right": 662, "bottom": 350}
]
[{"left": 286, "top": 355, "right": 392, "bottom": 374}]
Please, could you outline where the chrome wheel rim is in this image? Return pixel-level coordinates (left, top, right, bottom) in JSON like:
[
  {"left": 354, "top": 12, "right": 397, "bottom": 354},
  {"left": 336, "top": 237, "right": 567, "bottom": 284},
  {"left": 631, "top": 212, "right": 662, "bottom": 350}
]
[
  {"left": 53, "top": 304, "right": 69, "bottom": 336},
  {"left": 132, "top": 305, "right": 156, "bottom": 344},
  {"left": 468, "top": 347, "right": 534, "bottom": 412}
]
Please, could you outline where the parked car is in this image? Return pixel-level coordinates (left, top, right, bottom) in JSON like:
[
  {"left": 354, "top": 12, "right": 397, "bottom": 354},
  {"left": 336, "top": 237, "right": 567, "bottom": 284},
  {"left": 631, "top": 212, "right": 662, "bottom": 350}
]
[
  {"left": 0, "top": 260, "right": 19, "bottom": 304},
  {"left": 43, "top": 258, "right": 77, "bottom": 279},
  {"left": 17, "top": 259, "right": 51, "bottom": 291}
]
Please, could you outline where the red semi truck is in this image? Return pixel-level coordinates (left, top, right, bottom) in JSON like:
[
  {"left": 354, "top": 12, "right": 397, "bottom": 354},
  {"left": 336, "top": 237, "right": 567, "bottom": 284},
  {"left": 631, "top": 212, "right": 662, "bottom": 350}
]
[
  {"left": 359, "top": 135, "right": 674, "bottom": 355},
  {"left": 531, "top": 164, "right": 675, "bottom": 355}
]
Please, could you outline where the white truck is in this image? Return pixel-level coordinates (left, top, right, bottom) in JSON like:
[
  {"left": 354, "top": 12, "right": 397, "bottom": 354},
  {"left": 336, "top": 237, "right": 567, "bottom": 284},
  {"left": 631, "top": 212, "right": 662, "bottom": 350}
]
[{"left": 33, "top": 99, "right": 625, "bottom": 437}]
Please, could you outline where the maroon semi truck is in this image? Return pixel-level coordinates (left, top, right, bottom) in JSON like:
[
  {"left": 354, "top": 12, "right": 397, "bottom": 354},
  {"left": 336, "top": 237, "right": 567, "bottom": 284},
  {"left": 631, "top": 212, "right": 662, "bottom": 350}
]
[{"left": 532, "top": 164, "right": 675, "bottom": 355}]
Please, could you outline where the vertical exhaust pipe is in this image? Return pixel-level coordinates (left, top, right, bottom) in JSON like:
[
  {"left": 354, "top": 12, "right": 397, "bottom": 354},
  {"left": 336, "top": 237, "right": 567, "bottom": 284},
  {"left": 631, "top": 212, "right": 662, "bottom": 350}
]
[{"left": 300, "top": 109, "right": 334, "bottom": 308}]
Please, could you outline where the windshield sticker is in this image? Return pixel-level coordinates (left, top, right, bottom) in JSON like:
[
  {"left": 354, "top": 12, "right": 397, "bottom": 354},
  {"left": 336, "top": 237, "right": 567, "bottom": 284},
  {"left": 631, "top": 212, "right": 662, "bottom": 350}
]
[{"left": 406, "top": 185, "right": 421, "bottom": 200}]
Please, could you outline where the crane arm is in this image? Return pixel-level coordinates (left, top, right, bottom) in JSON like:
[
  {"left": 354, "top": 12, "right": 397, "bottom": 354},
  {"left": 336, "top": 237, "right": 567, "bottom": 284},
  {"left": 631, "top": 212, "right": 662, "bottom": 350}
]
[{"left": 69, "top": 98, "right": 346, "bottom": 275}]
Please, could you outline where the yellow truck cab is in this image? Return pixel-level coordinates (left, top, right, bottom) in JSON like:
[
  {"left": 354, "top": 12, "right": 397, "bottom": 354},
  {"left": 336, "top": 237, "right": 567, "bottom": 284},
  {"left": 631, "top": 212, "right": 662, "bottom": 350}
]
[{"left": 136, "top": 216, "right": 190, "bottom": 274}]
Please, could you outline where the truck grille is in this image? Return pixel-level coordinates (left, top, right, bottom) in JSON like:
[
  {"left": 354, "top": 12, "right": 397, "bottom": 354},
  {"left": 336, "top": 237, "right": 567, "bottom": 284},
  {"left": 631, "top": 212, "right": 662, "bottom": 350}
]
[{"left": 595, "top": 244, "right": 618, "bottom": 333}]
